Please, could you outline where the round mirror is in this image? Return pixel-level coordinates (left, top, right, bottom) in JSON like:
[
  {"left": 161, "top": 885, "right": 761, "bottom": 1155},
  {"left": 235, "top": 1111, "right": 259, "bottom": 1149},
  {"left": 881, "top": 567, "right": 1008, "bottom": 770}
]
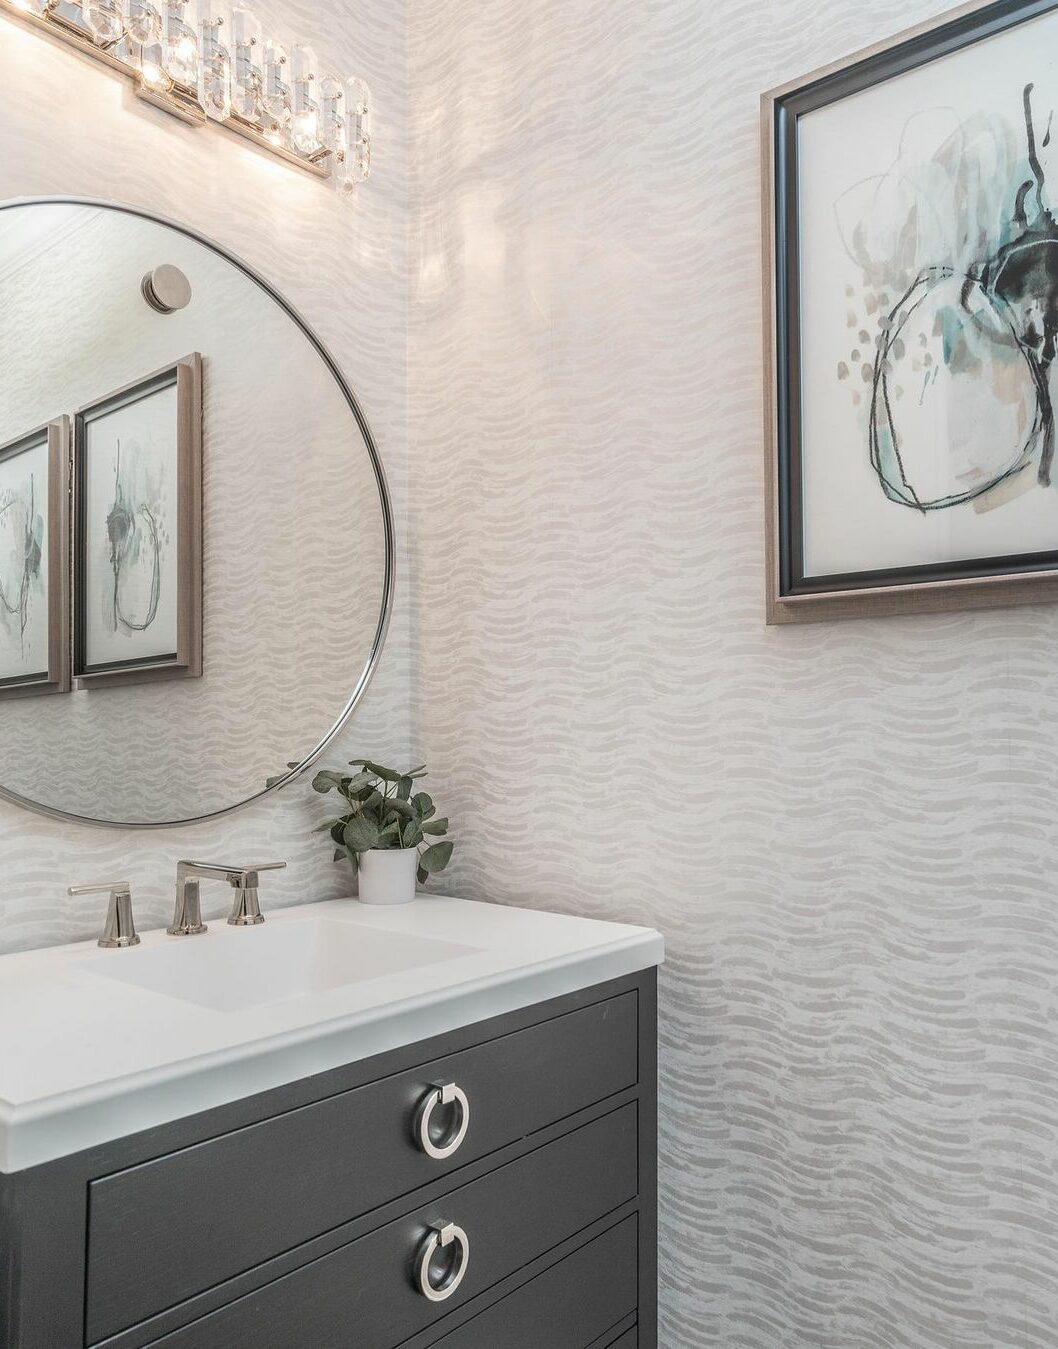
[{"left": 0, "top": 198, "right": 393, "bottom": 827}]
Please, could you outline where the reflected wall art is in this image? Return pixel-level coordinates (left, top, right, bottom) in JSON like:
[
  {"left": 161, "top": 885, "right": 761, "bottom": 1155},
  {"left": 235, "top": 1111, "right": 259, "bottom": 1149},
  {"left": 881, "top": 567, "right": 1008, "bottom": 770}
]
[
  {"left": 0, "top": 420, "right": 70, "bottom": 699},
  {"left": 74, "top": 355, "right": 202, "bottom": 684},
  {"left": 764, "top": 0, "right": 1058, "bottom": 621}
]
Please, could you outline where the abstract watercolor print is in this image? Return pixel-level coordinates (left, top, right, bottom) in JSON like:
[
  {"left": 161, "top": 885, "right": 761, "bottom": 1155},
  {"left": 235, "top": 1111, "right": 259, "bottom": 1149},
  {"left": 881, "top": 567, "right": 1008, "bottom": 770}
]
[
  {"left": 795, "top": 8, "right": 1058, "bottom": 584},
  {"left": 80, "top": 379, "right": 179, "bottom": 672},
  {"left": 0, "top": 434, "right": 48, "bottom": 683}
]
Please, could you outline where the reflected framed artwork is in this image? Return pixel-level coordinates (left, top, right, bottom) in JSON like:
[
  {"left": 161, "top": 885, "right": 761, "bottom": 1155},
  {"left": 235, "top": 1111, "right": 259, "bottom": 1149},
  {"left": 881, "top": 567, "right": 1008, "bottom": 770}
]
[
  {"left": 763, "top": 0, "right": 1058, "bottom": 622},
  {"left": 74, "top": 354, "right": 202, "bottom": 685},
  {"left": 0, "top": 419, "right": 70, "bottom": 699}
]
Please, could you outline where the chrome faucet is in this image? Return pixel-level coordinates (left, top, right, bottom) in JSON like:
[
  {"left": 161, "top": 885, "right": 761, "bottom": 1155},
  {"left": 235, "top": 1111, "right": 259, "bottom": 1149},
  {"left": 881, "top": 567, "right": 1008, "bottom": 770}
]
[
  {"left": 69, "top": 880, "right": 140, "bottom": 949},
  {"left": 168, "top": 860, "right": 287, "bottom": 936}
]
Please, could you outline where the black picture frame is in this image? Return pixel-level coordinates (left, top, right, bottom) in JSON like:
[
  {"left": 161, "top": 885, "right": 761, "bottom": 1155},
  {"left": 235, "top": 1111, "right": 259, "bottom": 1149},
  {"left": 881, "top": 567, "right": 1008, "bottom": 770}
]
[{"left": 763, "top": 0, "right": 1058, "bottom": 623}]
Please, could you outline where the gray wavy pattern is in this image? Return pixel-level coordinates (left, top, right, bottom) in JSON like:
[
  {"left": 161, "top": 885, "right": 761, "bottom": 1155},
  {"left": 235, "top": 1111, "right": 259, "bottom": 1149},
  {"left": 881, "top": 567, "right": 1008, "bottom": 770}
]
[
  {"left": 407, "top": 0, "right": 1058, "bottom": 1345},
  {"left": 7, "top": 1, "right": 1058, "bottom": 1346},
  {"left": 0, "top": 0, "right": 413, "bottom": 937}
]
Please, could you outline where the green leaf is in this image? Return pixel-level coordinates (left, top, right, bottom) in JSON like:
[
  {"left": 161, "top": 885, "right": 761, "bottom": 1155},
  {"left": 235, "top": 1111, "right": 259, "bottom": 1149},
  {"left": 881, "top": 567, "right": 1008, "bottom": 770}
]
[
  {"left": 313, "top": 817, "right": 342, "bottom": 834},
  {"left": 417, "top": 864, "right": 429, "bottom": 885},
  {"left": 348, "top": 851, "right": 358, "bottom": 876},
  {"left": 361, "top": 761, "right": 402, "bottom": 783},
  {"left": 341, "top": 771, "right": 376, "bottom": 794},
  {"left": 412, "top": 792, "right": 435, "bottom": 820},
  {"left": 330, "top": 819, "right": 348, "bottom": 845},
  {"left": 384, "top": 796, "right": 415, "bottom": 820},
  {"left": 344, "top": 816, "right": 380, "bottom": 852},
  {"left": 332, "top": 847, "right": 346, "bottom": 863},
  {"left": 378, "top": 819, "right": 401, "bottom": 842},
  {"left": 397, "top": 776, "right": 413, "bottom": 801},
  {"left": 420, "top": 841, "right": 454, "bottom": 874},
  {"left": 403, "top": 820, "right": 424, "bottom": 847},
  {"left": 312, "top": 770, "right": 345, "bottom": 794},
  {"left": 421, "top": 817, "right": 448, "bottom": 836}
]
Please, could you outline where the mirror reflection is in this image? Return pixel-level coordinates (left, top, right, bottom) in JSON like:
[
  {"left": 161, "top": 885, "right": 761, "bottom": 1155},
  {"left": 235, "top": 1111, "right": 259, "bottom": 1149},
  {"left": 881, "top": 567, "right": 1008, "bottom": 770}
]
[{"left": 0, "top": 200, "right": 391, "bottom": 826}]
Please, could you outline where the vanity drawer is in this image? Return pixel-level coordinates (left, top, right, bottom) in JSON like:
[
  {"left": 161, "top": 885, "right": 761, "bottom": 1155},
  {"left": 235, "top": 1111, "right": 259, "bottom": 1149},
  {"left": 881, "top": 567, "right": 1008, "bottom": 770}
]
[
  {"left": 148, "top": 1104, "right": 638, "bottom": 1349},
  {"left": 86, "top": 991, "right": 638, "bottom": 1343},
  {"left": 424, "top": 1213, "right": 638, "bottom": 1349}
]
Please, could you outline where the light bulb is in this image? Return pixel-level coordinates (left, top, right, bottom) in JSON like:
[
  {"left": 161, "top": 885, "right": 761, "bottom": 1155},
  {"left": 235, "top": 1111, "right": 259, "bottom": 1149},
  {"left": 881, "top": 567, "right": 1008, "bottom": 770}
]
[
  {"left": 289, "top": 43, "right": 322, "bottom": 157},
  {"left": 139, "top": 55, "right": 171, "bottom": 88},
  {"left": 124, "top": 0, "right": 160, "bottom": 43},
  {"left": 164, "top": 0, "right": 198, "bottom": 89},
  {"left": 82, "top": 0, "right": 123, "bottom": 43},
  {"left": 291, "top": 107, "right": 320, "bottom": 156}
]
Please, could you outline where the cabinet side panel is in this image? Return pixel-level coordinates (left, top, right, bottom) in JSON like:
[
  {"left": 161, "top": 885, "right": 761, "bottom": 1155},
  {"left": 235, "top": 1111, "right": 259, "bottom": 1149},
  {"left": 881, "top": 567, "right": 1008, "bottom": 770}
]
[{"left": 638, "top": 968, "right": 659, "bottom": 1348}]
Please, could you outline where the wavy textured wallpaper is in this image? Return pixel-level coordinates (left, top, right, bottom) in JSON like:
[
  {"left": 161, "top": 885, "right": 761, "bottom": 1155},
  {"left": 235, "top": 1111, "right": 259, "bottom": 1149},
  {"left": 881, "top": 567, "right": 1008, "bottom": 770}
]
[
  {"left": 408, "top": 0, "right": 1058, "bottom": 1345},
  {"left": 0, "top": 0, "right": 412, "bottom": 947},
  {"left": 6, "top": 0, "right": 1058, "bottom": 1345}
]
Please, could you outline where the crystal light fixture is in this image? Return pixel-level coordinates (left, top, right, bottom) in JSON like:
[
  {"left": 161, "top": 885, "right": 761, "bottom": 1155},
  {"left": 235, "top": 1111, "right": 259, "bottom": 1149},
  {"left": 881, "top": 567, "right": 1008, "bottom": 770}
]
[
  {"left": 337, "top": 76, "right": 371, "bottom": 194},
  {"left": 0, "top": 0, "right": 372, "bottom": 188},
  {"left": 290, "top": 44, "right": 323, "bottom": 160},
  {"left": 125, "top": 0, "right": 160, "bottom": 44},
  {"left": 163, "top": 0, "right": 198, "bottom": 90},
  {"left": 197, "top": 0, "right": 230, "bottom": 120},
  {"left": 230, "top": 2, "right": 262, "bottom": 123},
  {"left": 82, "top": 0, "right": 123, "bottom": 44}
]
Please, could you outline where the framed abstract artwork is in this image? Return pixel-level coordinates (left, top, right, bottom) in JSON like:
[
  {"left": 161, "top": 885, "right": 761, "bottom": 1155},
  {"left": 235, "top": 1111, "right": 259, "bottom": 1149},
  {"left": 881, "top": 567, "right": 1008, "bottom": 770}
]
[
  {"left": 0, "top": 419, "right": 71, "bottom": 699},
  {"left": 74, "top": 354, "right": 202, "bottom": 685},
  {"left": 763, "top": 0, "right": 1058, "bottom": 621}
]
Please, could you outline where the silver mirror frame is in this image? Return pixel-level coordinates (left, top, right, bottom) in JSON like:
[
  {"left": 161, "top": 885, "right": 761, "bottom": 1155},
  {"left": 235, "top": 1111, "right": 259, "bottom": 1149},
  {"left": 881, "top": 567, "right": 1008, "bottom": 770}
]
[{"left": 0, "top": 195, "right": 395, "bottom": 830}]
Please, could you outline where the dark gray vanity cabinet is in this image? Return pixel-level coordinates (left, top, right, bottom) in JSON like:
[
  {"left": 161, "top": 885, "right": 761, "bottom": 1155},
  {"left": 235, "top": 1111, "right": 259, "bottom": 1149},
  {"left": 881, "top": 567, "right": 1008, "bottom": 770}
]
[{"left": 0, "top": 969, "right": 657, "bottom": 1349}]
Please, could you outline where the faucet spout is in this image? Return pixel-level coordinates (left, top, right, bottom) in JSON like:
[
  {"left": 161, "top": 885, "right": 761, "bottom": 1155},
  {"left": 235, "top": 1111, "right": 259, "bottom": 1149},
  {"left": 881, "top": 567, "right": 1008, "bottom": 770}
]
[{"left": 168, "top": 860, "right": 287, "bottom": 936}]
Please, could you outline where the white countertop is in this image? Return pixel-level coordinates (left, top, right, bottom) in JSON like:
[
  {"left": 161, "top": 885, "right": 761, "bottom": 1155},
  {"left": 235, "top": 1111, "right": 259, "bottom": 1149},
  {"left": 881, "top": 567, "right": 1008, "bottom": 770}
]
[{"left": 0, "top": 896, "right": 663, "bottom": 1173}]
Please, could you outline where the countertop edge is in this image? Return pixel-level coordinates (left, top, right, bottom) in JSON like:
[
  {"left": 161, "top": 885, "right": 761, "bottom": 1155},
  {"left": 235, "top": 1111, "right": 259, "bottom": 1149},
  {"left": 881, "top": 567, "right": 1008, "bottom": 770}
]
[{"left": 0, "top": 928, "right": 663, "bottom": 1174}]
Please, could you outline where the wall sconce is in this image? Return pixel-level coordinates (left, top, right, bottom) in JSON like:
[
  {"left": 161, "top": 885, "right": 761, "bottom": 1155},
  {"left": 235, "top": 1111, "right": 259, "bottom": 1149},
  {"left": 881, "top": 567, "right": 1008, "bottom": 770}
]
[{"left": 0, "top": 0, "right": 372, "bottom": 189}]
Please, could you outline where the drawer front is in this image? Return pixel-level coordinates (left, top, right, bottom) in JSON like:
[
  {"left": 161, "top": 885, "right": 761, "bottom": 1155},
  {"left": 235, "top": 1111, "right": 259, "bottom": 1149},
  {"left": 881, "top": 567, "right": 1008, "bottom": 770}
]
[
  {"left": 87, "top": 992, "right": 638, "bottom": 1343},
  {"left": 150, "top": 1104, "right": 638, "bottom": 1349},
  {"left": 427, "top": 1215, "right": 637, "bottom": 1349}
]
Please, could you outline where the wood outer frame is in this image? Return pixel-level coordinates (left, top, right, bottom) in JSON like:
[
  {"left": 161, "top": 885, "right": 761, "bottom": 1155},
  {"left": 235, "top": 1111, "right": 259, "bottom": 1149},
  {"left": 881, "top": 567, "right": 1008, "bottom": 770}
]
[
  {"left": 762, "top": 0, "right": 1058, "bottom": 623},
  {"left": 0, "top": 417, "right": 71, "bottom": 701},
  {"left": 73, "top": 353, "right": 202, "bottom": 688}
]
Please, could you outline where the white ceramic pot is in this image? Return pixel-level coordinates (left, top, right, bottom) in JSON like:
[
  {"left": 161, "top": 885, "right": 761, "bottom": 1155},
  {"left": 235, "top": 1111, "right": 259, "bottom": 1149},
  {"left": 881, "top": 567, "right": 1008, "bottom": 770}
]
[{"left": 357, "top": 847, "right": 419, "bottom": 905}]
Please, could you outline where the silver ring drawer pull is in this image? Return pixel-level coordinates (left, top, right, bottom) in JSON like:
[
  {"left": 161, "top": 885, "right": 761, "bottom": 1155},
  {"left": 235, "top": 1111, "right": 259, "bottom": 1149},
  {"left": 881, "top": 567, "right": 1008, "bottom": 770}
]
[
  {"left": 416, "top": 1221, "right": 470, "bottom": 1302},
  {"left": 414, "top": 1082, "right": 470, "bottom": 1160}
]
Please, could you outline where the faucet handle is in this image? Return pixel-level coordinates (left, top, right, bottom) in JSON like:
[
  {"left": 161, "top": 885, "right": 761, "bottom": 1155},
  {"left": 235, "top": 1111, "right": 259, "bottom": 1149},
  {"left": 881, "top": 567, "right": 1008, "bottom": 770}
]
[
  {"left": 68, "top": 881, "right": 140, "bottom": 950},
  {"left": 233, "top": 862, "right": 287, "bottom": 884},
  {"left": 228, "top": 861, "right": 286, "bottom": 926}
]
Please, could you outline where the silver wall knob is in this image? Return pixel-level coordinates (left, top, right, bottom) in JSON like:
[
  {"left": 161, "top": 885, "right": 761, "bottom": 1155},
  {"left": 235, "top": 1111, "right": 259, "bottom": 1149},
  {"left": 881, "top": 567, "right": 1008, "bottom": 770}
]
[
  {"left": 415, "top": 1221, "right": 470, "bottom": 1302},
  {"left": 141, "top": 264, "right": 192, "bottom": 314},
  {"left": 68, "top": 881, "right": 140, "bottom": 949},
  {"left": 414, "top": 1082, "right": 470, "bottom": 1160}
]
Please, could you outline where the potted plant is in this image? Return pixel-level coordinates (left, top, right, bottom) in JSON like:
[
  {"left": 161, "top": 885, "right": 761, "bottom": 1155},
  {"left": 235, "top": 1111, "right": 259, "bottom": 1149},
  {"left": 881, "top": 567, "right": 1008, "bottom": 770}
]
[{"left": 310, "top": 760, "right": 453, "bottom": 905}]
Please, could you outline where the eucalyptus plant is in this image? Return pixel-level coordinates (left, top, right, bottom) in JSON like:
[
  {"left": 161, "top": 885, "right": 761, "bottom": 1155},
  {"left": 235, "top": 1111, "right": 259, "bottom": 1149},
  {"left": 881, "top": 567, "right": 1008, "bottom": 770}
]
[{"left": 310, "top": 760, "right": 453, "bottom": 885}]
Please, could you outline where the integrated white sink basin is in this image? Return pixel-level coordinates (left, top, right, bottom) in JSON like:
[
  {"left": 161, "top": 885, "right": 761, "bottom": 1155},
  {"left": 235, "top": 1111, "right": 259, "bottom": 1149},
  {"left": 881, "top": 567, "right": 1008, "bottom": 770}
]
[
  {"left": 84, "top": 918, "right": 482, "bottom": 1014},
  {"left": 0, "top": 895, "right": 663, "bottom": 1173}
]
